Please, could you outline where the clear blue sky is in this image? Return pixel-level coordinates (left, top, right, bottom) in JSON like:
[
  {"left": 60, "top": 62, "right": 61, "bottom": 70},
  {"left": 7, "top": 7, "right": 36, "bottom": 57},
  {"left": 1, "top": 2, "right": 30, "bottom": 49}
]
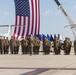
[{"left": 0, "top": 0, "right": 76, "bottom": 40}]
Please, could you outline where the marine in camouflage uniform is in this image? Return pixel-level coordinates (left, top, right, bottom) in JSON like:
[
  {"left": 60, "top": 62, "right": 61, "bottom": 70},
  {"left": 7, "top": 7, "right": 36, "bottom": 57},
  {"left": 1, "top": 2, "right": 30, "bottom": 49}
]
[
  {"left": 74, "top": 40, "right": 76, "bottom": 55},
  {"left": 43, "top": 38, "right": 46, "bottom": 54},
  {"left": 33, "top": 37, "right": 36, "bottom": 54},
  {"left": 23, "top": 37, "right": 28, "bottom": 54},
  {"left": 44, "top": 38, "right": 51, "bottom": 54},
  {"left": 64, "top": 37, "right": 72, "bottom": 55},
  {"left": 13, "top": 37, "right": 20, "bottom": 54},
  {"left": 0, "top": 36, "right": 3, "bottom": 54},
  {"left": 33, "top": 37, "right": 40, "bottom": 54},
  {"left": 4, "top": 37, "right": 9, "bottom": 54},
  {"left": 54, "top": 38, "right": 61, "bottom": 55},
  {"left": 68, "top": 38, "right": 72, "bottom": 54},
  {"left": 2, "top": 36, "right": 6, "bottom": 54},
  {"left": 10, "top": 36, "right": 14, "bottom": 54},
  {"left": 21, "top": 37, "right": 25, "bottom": 54},
  {"left": 35, "top": 37, "right": 40, "bottom": 54},
  {"left": 28, "top": 35, "right": 33, "bottom": 55}
]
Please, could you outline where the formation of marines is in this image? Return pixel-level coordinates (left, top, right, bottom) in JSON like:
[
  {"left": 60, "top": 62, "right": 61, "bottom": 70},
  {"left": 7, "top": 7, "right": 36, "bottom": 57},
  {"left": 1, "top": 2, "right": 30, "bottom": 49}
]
[{"left": 0, "top": 35, "right": 76, "bottom": 55}]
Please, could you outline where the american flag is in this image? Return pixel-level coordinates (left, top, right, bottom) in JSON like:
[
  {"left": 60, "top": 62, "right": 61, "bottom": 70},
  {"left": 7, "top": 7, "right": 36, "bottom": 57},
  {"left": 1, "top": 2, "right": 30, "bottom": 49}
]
[{"left": 14, "top": 0, "right": 40, "bottom": 38}]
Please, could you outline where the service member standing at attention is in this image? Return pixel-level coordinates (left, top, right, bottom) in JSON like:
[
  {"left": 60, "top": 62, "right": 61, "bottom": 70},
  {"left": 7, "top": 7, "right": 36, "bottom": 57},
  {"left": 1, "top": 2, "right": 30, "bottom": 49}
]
[
  {"left": 21, "top": 37, "right": 25, "bottom": 54},
  {"left": 28, "top": 35, "right": 33, "bottom": 55},
  {"left": 64, "top": 37, "right": 69, "bottom": 55},
  {"left": 0, "top": 36, "right": 3, "bottom": 54},
  {"left": 43, "top": 38, "right": 46, "bottom": 54},
  {"left": 35, "top": 37, "right": 40, "bottom": 54},
  {"left": 64, "top": 37, "right": 67, "bottom": 55},
  {"left": 33, "top": 37, "right": 40, "bottom": 54},
  {"left": 74, "top": 39, "right": 76, "bottom": 55},
  {"left": 10, "top": 36, "right": 14, "bottom": 54},
  {"left": 2, "top": 36, "right": 6, "bottom": 54},
  {"left": 24, "top": 37, "right": 28, "bottom": 54},
  {"left": 68, "top": 38, "right": 72, "bottom": 55},
  {"left": 14, "top": 37, "right": 20, "bottom": 54},
  {"left": 33, "top": 37, "right": 36, "bottom": 54},
  {"left": 4, "top": 37, "right": 9, "bottom": 54},
  {"left": 54, "top": 38, "right": 61, "bottom": 55},
  {"left": 44, "top": 38, "right": 51, "bottom": 54},
  {"left": 64, "top": 37, "right": 72, "bottom": 55}
]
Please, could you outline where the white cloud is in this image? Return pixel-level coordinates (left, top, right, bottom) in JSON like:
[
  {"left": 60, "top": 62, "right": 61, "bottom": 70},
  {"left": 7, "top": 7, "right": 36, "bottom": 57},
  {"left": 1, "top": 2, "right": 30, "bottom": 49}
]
[
  {"left": 55, "top": 10, "right": 61, "bottom": 15},
  {"left": 42, "top": 9, "right": 62, "bottom": 16},
  {"left": 73, "top": 5, "right": 76, "bottom": 9},
  {"left": 43, "top": 10, "right": 52, "bottom": 16},
  {"left": 3, "top": 12, "right": 12, "bottom": 16}
]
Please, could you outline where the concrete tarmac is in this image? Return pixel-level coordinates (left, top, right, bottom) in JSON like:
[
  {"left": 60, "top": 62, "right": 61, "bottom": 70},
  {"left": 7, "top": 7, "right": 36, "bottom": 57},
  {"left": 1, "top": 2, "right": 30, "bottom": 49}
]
[{"left": 0, "top": 48, "right": 76, "bottom": 75}]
